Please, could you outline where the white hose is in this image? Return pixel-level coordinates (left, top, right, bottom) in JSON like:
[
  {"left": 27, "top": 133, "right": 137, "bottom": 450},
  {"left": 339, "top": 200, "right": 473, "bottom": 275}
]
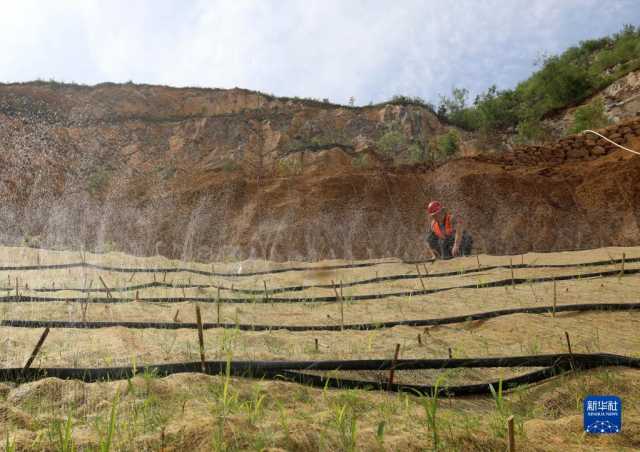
[{"left": 583, "top": 129, "right": 640, "bottom": 156}]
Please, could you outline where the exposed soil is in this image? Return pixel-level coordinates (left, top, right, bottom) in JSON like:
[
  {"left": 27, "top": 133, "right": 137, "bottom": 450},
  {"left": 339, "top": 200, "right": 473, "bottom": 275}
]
[{"left": 1, "top": 83, "right": 639, "bottom": 262}]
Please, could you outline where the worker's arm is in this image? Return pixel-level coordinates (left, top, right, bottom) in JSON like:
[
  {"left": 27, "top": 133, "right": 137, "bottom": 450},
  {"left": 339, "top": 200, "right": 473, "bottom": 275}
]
[{"left": 452, "top": 217, "right": 464, "bottom": 256}]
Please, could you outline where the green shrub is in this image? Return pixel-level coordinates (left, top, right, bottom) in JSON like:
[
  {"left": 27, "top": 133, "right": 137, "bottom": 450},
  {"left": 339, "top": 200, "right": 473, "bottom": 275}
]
[
  {"left": 408, "top": 143, "right": 427, "bottom": 163},
  {"left": 351, "top": 154, "right": 371, "bottom": 168},
  {"left": 569, "top": 98, "right": 610, "bottom": 134},
  {"left": 376, "top": 129, "right": 406, "bottom": 156},
  {"left": 438, "top": 88, "right": 481, "bottom": 130},
  {"left": 275, "top": 158, "right": 302, "bottom": 176},
  {"left": 435, "top": 25, "right": 639, "bottom": 138},
  {"left": 434, "top": 130, "right": 460, "bottom": 160},
  {"left": 515, "top": 117, "right": 545, "bottom": 144}
]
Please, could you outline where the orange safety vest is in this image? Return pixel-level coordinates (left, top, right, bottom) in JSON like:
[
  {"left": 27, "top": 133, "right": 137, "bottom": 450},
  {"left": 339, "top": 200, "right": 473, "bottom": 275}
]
[{"left": 431, "top": 213, "right": 454, "bottom": 239}]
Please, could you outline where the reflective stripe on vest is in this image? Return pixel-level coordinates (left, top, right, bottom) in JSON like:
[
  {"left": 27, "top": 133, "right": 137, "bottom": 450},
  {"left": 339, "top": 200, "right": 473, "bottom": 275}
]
[{"left": 431, "top": 213, "right": 453, "bottom": 239}]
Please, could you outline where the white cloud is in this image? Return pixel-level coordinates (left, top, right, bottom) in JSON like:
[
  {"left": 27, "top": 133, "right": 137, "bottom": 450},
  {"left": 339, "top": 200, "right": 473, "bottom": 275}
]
[{"left": 0, "top": 0, "right": 638, "bottom": 104}]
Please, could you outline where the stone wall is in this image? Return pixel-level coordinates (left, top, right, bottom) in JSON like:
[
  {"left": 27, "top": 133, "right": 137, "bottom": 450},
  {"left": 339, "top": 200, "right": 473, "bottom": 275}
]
[{"left": 479, "top": 116, "right": 640, "bottom": 166}]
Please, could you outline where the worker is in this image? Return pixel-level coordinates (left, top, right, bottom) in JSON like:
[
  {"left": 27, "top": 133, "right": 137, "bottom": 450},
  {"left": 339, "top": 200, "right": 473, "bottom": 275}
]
[{"left": 425, "top": 200, "right": 473, "bottom": 259}]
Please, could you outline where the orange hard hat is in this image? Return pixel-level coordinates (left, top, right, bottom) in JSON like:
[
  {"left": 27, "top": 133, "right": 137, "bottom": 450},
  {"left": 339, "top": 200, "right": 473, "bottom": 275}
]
[{"left": 426, "top": 201, "right": 442, "bottom": 215}]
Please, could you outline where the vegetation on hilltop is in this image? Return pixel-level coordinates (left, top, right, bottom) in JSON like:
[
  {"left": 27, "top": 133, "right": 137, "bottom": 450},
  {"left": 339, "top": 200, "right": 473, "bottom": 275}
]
[{"left": 435, "top": 24, "right": 640, "bottom": 141}]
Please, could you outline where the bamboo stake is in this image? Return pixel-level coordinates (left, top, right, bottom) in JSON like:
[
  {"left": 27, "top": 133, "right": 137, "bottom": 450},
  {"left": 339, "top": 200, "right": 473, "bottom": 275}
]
[
  {"left": 510, "top": 259, "right": 514, "bottom": 288},
  {"left": 217, "top": 287, "right": 221, "bottom": 325},
  {"left": 82, "top": 281, "right": 92, "bottom": 322},
  {"left": 339, "top": 281, "right": 344, "bottom": 330},
  {"left": 565, "top": 331, "right": 574, "bottom": 371},
  {"left": 195, "top": 305, "right": 206, "bottom": 373},
  {"left": 507, "top": 415, "right": 516, "bottom": 451},
  {"left": 415, "top": 264, "right": 426, "bottom": 290},
  {"left": 552, "top": 279, "right": 557, "bottom": 318},
  {"left": 388, "top": 343, "right": 401, "bottom": 387},
  {"left": 98, "top": 276, "right": 113, "bottom": 299},
  {"left": 331, "top": 280, "right": 344, "bottom": 331},
  {"left": 23, "top": 328, "right": 50, "bottom": 372}
]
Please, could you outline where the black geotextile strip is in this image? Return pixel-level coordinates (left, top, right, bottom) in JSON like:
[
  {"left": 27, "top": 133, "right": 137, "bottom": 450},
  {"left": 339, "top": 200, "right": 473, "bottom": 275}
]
[
  {"left": 2, "top": 353, "right": 638, "bottom": 395},
  {"left": 0, "top": 255, "right": 637, "bottom": 281},
  {"left": 0, "top": 260, "right": 384, "bottom": 277},
  {"left": 271, "top": 367, "right": 564, "bottom": 396},
  {"left": 2, "top": 302, "right": 639, "bottom": 331},
  {"left": 2, "top": 266, "right": 639, "bottom": 304}
]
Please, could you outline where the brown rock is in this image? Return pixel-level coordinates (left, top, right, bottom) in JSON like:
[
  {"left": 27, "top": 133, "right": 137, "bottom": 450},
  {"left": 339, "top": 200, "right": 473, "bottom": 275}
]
[
  {"left": 566, "top": 148, "right": 588, "bottom": 159},
  {"left": 590, "top": 146, "right": 607, "bottom": 156}
]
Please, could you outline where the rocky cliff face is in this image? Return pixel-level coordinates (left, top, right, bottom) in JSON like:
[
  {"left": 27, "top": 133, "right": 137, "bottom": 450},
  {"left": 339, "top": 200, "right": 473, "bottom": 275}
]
[{"left": 1, "top": 82, "right": 639, "bottom": 261}]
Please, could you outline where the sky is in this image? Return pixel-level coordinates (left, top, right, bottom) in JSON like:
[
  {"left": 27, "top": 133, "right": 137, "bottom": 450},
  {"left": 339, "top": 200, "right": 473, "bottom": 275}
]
[{"left": 1, "top": 0, "right": 639, "bottom": 106}]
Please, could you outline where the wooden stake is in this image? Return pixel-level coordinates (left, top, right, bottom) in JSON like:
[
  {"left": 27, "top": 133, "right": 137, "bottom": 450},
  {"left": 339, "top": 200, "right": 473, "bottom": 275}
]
[
  {"left": 263, "top": 280, "right": 269, "bottom": 302},
  {"left": 195, "top": 305, "right": 206, "bottom": 373},
  {"left": 128, "top": 271, "right": 136, "bottom": 282},
  {"left": 331, "top": 280, "right": 344, "bottom": 331},
  {"left": 340, "top": 291, "right": 344, "bottom": 332},
  {"left": 82, "top": 281, "right": 92, "bottom": 322},
  {"left": 507, "top": 415, "right": 515, "bottom": 452},
  {"left": 448, "top": 347, "right": 452, "bottom": 359},
  {"left": 422, "top": 264, "right": 429, "bottom": 276},
  {"left": 98, "top": 276, "right": 113, "bottom": 299},
  {"left": 315, "top": 338, "right": 319, "bottom": 352},
  {"left": 565, "top": 331, "right": 574, "bottom": 371},
  {"left": 621, "top": 252, "right": 626, "bottom": 276},
  {"left": 163, "top": 272, "right": 167, "bottom": 282},
  {"left": 173, "top": 309, "right": 180, "bottom": 323},
  {"left": 23, "top": 328, "right": 50, "bottom": 372},
  {"left": 415, "top": 264, "right": 426, "bottom": 290},
  {"left": 135, "top": 290, "right": 139, "bottom": 302},
  {"left": 417, "top": 334, "right": 422, "bottom": 346},
  {"left": 552, "top": 279, "right": 557, "bottom": 318},
  {"left": 476, "top": 255, "right": 480, "bottom": 269},
  {"left": 510, "top": 259, "right": 514, "bottom": 288},
  {"left": 564, "top": 331, "right": 573, "bottom": 354},
  {"left": 388, "top": 343, "right": 401, "bottom": 387},
  {"left": 217, "top": 287, "right": 221, "bottom": 325}
]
